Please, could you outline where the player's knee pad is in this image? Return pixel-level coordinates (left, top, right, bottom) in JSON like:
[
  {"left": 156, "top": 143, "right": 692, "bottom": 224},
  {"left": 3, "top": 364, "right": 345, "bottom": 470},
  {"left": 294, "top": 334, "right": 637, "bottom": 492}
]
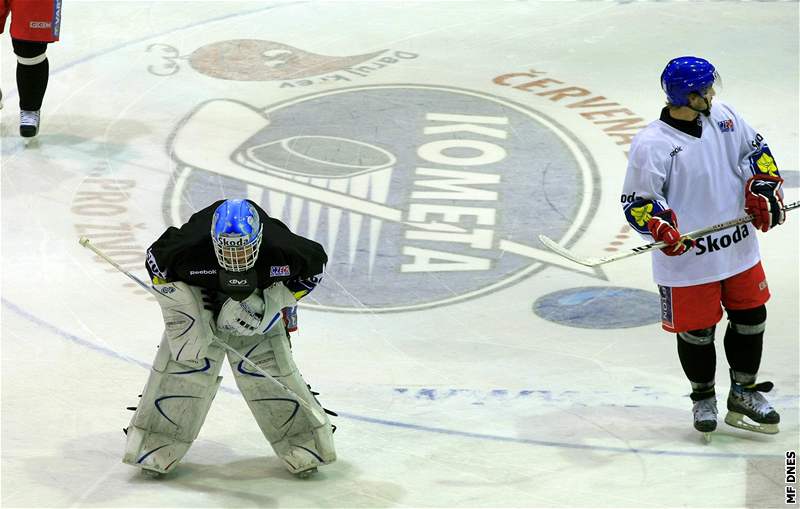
[
  {"left": 123, "top": 335, "right": 226, "bottom": 474},
  {"left": 678, "top": 326, "right": 715, "bottom": 346},
  {"left": 226, "top": 327, "right": 335, "bottom": 473},
  {"left": 12, "top": 39, "right": 48, "bottom": 65},
  {"left": 726, "top": 305, "right": 766, "bottom": 335}
]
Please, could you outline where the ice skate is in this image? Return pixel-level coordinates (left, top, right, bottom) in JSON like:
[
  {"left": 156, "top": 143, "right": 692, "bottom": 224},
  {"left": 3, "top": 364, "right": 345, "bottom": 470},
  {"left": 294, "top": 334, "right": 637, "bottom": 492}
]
[
  {"left": 140, "top": 468, "right": 163, "bottom": 479},
  {"left": 20, "top": 110, "right": 40, "bottom": 138},
  {"left": 295, "top": 467, "right": 318, "bottom": 479},
  {"left": 691, "top": 391, "right": 717, "bottom": 443},
  {"left": 724, "top": 372, "right": 780, "bottom": 434}
]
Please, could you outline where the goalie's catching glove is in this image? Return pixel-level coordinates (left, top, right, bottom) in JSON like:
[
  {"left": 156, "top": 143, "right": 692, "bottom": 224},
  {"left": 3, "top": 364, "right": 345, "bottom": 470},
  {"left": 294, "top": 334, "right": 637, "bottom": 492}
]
[
  {"left": 217, "top": 292, "right": 278, "bottom": 336},
  {"left": 216, "top": 283, "right": 299, "bottom": 336}
]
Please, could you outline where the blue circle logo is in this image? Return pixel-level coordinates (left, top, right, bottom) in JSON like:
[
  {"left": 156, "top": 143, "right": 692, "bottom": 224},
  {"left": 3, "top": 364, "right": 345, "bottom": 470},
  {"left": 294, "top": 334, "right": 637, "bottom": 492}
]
[{"left": 533, "top": 286, "right": 660, "bottom": 329}]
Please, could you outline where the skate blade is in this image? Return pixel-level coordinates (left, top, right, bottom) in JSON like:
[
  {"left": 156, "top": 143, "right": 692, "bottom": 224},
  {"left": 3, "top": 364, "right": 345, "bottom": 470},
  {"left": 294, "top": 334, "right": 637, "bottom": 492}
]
[
  {"left": 22, "top": 137, "right": 40, "bottom": 148},
  {"left": 724, "top": 411, "right": 779, "bottom": 435},
  {"left": 702, "top": 431, "right": 713, "bottom": 443},
  {"left": 295, "top": 467, "right": 317, "bottom": 479}
]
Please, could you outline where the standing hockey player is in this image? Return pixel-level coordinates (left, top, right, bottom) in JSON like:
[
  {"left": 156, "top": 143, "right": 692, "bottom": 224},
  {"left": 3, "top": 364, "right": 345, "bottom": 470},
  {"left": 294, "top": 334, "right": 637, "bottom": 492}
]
[
  {"left": 621, "top": 56, "right": 785, "bottom": 440},
  {"left": 123, "top": 198, "right": 336, "bottom": 477},
  {"left": 1, "top": 0, "right": 62, "bottom": 137}
]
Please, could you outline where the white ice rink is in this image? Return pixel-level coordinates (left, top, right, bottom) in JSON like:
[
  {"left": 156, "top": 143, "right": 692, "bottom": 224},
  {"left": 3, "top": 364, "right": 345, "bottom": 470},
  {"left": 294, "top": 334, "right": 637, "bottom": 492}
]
[{"left": 2, "top": 1, "right": 799, "bottom": 507}]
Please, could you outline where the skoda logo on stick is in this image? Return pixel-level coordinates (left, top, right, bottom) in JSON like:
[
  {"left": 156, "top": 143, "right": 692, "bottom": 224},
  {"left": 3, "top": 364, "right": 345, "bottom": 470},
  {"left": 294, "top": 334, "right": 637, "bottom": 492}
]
[{"left": 167, "top": 85, "right": 596, "bottom": 311}]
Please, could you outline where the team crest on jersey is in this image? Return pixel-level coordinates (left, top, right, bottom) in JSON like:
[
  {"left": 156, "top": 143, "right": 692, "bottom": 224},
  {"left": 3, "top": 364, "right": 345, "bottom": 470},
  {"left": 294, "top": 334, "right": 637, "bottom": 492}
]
[
  {"left": 717, "top": 119, "right": 735, "bottom": 132},
  {"left": 164, "top": 86, "right": 597, "bottom": 311},
  {"left": 270, "top": 265, "right": 291, "bottom": 277},
  {"left": 753, "top": 151, "right": 779, "bottom": 177},
  {"left": 630, "top": 203, "right": 653, "bottom": 226},
  {"left": 624, "top": 199, "right": 665, "bottom": 234}
]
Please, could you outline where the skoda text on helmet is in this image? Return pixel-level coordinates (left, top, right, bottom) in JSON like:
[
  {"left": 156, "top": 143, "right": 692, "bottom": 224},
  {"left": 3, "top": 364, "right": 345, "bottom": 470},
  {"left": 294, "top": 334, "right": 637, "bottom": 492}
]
[
  {"left": 660, "top": 56, "right": 720, "bottom": 107},
  {"left": 211, "top": 199, "right": 264, "bottom": 272}
]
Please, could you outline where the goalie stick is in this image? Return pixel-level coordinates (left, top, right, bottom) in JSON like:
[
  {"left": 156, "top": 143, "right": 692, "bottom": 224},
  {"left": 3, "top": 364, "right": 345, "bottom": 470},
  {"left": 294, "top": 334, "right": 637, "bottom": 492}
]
[
  {"left": 78, "top": 236, "right": 328, "bottom": 424},
  {"left": 538, "top": 200, "right": 800, "bottom": 267}
]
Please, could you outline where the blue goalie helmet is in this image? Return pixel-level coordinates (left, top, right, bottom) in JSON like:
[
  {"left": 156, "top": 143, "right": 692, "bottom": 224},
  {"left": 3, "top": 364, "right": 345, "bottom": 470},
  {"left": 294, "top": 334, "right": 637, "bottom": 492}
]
[
  {"left": 210, "top": 199, "right": 263, "bottom": 272},
  {"left": 660, "top": 56, "right": 719, "bottom": 106}
]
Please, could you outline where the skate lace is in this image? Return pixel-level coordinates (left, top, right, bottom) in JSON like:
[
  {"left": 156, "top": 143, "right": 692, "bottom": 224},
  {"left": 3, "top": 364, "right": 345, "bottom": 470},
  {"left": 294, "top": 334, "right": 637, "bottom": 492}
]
[
  {"left": 20, "top": 110, "right": 40, "bottom": 126},
  {"left": 734, "top": 381, "right": 774, "bottom": 414},
  {"left": 693, "top": 398, "right": 717, "bottom": 419}
]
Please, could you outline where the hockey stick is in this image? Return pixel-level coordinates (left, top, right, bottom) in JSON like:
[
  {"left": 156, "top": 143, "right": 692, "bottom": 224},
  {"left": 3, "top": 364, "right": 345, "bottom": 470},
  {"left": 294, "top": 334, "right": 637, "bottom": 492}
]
[
  {"left": 78, "top": 236, "right": 328, "bottom": 424},
  {"left": 538, "top": 200, "right": 800, "bottom": 267}
]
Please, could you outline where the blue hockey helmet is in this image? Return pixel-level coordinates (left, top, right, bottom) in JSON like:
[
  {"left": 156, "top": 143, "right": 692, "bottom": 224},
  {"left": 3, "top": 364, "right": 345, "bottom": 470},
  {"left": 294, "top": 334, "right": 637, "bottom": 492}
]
[
  {"left": 660, "top": 56, "right": 719, "bottom": 106},
  {"left": 210, "top": 199, "right": 263, "bottom": 272}
]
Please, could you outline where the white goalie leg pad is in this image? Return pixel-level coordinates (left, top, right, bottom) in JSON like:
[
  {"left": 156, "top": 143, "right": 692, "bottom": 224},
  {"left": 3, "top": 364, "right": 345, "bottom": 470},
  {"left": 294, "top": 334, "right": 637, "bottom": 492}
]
[
  {"left": 123, "top": 334, "right": 225, "bottom": 473},
  {"left": 153, "top": 281, "right": 215, "bottom": 364},
  {"left": 225, "top": 327, "right": 335, "bottom": 474}
]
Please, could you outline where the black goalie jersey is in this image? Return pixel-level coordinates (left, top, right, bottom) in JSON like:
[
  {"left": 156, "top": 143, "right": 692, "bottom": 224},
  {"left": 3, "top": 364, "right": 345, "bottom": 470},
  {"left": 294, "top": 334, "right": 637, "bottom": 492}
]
[{"left": 145, "top": 200, "right": 327, "bottom": 300}]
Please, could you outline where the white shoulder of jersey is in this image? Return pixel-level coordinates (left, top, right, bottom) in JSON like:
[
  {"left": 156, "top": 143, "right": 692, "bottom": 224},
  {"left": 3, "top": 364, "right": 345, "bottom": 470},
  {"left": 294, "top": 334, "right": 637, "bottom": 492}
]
[
  {"left": 629, "top": 119, "right": 681, "bottom": 157},
  {"left": 710, "top": 100, "right": 740, "bottom": 120}
]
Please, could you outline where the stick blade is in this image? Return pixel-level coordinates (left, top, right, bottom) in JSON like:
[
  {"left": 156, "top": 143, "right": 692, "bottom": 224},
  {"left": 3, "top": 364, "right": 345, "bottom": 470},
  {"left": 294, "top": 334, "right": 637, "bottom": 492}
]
[{"left": 537, "top": 235, "right": 600, "bottom": 267}]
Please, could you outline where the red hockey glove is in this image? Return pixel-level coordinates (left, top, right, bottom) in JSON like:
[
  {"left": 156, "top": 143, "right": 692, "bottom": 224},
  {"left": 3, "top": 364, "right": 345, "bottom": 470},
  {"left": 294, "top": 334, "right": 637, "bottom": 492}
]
[
  {"left": 745, "top": 175, "right": 785, "bottom": 233},
  {"left": 646, "top": 209, "right": 695, "bottom": 256}
]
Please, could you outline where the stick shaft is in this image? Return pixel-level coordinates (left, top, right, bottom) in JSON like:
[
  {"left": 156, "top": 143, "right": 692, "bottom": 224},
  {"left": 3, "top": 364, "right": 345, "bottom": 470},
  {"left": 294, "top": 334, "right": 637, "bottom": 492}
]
[
  {"left": 539, "top": 199, "right": 800, "bottom": 267},
  {"left": 80, "top": 236, "right": 157, "bottom": 295}
]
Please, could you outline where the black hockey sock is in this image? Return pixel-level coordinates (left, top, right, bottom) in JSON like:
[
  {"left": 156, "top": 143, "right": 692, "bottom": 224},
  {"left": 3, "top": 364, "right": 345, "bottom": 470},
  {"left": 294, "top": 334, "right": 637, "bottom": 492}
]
[
  {"left": 724, "top": 306, "right": 766, "bottom": 377},
  {"left": 676, "top": 332, "right": 716, "bottom": 384},
  {"left": 13, "top": 39, "right": 49, "bottom": 112},
  {"left": 16, "top": 59, "right": 49, "bottom": 111}
]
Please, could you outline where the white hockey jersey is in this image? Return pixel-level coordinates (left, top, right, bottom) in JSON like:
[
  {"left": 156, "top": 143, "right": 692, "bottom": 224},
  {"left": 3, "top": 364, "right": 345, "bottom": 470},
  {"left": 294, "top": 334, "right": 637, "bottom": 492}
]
[{"left": 621, "top": 101, "right": 780, "bottom": 287}]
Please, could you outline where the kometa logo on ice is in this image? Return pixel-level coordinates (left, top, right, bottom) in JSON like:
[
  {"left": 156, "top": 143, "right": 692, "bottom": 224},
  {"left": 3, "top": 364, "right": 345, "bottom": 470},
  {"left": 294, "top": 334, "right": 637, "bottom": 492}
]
[{"left": 165, "top": 85, "right": 595, "bottom": 311}]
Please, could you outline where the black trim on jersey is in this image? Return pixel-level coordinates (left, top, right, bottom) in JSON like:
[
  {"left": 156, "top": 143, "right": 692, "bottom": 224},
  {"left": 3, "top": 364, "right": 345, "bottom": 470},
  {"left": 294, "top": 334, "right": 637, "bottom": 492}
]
[{"left": 660, "top": 107, "right": 702, "bottom": 139}]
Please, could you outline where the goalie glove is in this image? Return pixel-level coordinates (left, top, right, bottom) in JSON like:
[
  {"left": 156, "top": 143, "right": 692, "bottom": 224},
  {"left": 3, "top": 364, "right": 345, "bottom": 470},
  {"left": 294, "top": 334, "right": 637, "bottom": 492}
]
[
  {"left": 646, "top": 209, "right": 695, "bottom": 256},
  {"left": 267, "top": 283, "right": 299, "bottom": 332},
  {"left": 152, "top": 281, "right": 215, "bottom": 363},
  {"left": 217, "top": 292, "right": 280, "bottom": 337},
  {"left": 217, "top": 283, "right": 301, "bottom": 336},
  {"left": 745, "top": 175, "right": 785, "bottom": 233}
]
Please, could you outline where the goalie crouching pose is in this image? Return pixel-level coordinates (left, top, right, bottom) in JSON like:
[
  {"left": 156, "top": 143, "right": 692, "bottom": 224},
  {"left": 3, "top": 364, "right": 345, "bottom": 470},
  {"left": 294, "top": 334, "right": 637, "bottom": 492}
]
[{"left": 122, "top": 198, "right": 335, "bottom": 477}]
